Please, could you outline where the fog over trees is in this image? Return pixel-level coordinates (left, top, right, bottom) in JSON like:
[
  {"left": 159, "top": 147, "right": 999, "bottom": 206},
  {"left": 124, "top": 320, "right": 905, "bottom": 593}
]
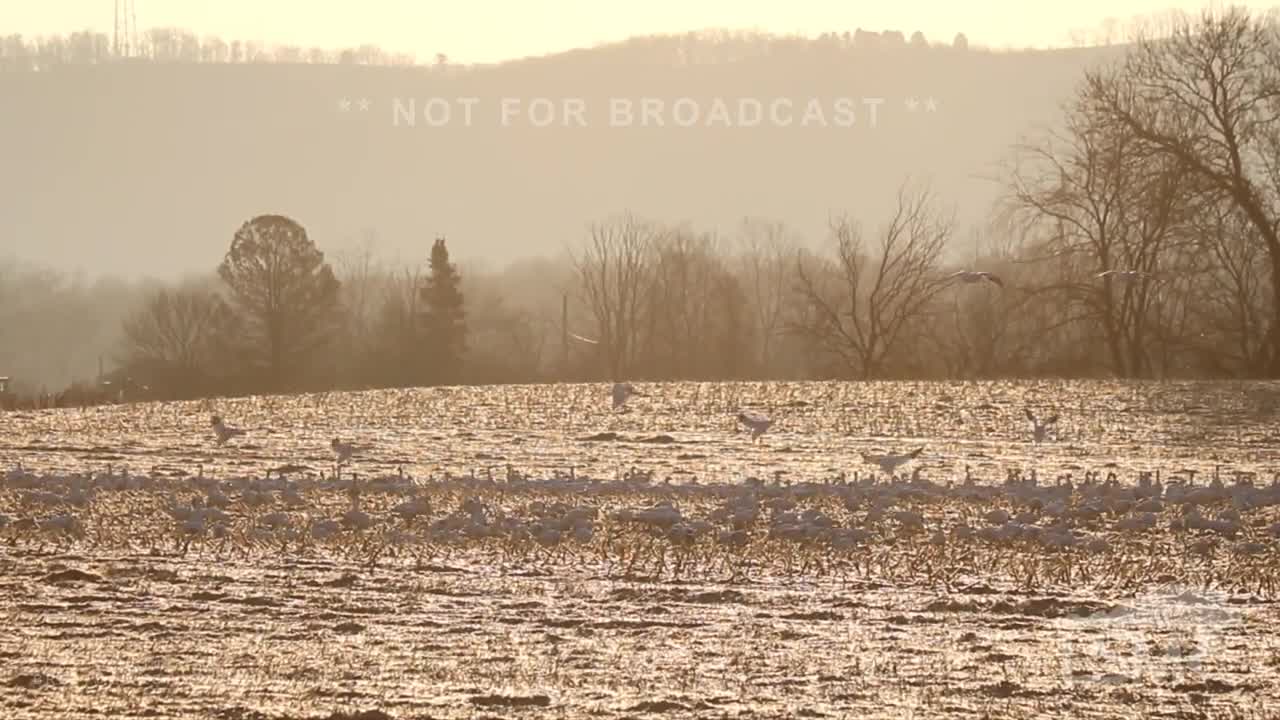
[{"left": 2, "top": 8, "right": 1279, "bottom": 406}]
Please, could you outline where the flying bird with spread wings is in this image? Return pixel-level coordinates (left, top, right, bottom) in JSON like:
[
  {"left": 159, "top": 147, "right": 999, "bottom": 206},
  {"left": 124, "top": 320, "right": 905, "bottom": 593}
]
[
  {"left": 947, "top": 270, "right": 1004, "bottom": 288},
  {"left": 612, "top": 382, "right": 644, "bottom": 410},
  {"left": 861, "top": 446, "right": 926, "bottom": 476},
  {"left": 210, "top": 415, "right": 246, "bottom": 446},
  {"left": 1096, "top": 269, "right": 1149, "bottom": 282},
  {"left": 736, "top": 410, "right": 774, "bottom": 442},
  {"left": 1025, "top": 409, "right": 1059, "bottom": 443}
]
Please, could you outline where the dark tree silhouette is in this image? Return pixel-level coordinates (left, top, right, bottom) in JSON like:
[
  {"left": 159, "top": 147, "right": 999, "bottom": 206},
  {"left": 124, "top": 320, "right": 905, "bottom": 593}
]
[
  {"left": 420, "top": 236, "right": 467, "bottom": 384},
  {"left": 572, "top": 213, "right": 661, "bottom": 379},
  {"left": 1008, "top": 98, "right": 1198, "bottom": 378},
  {"left": 953, "top": 33, "right": 969, "bottom": 50},
  {"left": 217, "top": 215, "right": 340, "bottom": 390},
  {"left": 791, "top": 180, "right": 952, "bottom": 378},
  {"left": 910, "top": 31, "right": 928, "bottom": 48},
  {"left": 1082, "top": 7, "right": 1280, "bottom": 374}
]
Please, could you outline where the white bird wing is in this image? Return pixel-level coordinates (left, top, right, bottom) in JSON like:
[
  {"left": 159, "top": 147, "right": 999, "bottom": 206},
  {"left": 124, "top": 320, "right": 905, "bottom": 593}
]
[{"left": 570, "top": 333, "right": 599, "bottom": 344}]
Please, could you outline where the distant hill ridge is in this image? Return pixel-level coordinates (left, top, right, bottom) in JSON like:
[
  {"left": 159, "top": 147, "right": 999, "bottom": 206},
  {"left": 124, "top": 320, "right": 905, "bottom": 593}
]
[{"left": 0, "top": 29, "right": 1125, "bottom": 277}]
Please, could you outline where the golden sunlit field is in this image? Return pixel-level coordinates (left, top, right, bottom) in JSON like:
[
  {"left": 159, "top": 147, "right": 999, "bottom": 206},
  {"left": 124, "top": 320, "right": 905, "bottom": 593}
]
[{"left": 2, "top": 379, "right": 1280, "bottom": 719}]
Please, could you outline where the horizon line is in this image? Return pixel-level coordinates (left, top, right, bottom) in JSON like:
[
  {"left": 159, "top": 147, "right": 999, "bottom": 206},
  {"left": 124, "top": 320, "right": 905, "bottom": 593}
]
[{"left": 0, "top": 23, "right": 1133, "bottom": 68}]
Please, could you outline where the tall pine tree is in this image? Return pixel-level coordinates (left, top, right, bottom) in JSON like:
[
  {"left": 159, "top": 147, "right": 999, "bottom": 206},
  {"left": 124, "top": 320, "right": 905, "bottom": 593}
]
[{"left": 420, "top": 236, "right": 466, "bottom": 384}]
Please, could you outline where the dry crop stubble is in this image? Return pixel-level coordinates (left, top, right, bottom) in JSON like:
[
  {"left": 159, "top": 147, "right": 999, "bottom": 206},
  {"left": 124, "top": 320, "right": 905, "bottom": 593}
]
[{"left": 1, "top": 379, "right": 1280, "bottom": 718}]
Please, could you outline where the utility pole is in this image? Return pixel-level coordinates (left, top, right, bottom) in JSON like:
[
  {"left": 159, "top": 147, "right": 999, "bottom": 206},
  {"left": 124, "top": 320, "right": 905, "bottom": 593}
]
[{"left": 561, "top": 293, "right": 569, "bottom": 376}]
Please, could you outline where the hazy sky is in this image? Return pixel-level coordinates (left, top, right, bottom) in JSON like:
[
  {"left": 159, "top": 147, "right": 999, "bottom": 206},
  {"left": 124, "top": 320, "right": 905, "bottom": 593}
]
[{"left": 6, "top": 0, "right": 1279, "bottom": 63}]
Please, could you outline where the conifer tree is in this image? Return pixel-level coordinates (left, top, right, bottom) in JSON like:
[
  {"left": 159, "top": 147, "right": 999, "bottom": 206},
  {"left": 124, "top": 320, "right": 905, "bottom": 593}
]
[{"left": 419, "top": 236, "right": 466, "bottom": 384}]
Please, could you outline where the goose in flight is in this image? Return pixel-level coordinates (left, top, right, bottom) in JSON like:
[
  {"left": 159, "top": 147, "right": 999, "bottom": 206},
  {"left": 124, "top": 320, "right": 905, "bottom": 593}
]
[
  {"left": 736, "top": 410, "right": 774, "bottom": 442},
  {"left": 948, "top": 270, "right": 1003, "bottom": 288},
  {"left": 861, "top": 446, "right": 925, "bottom": 476},
  {"left": 612, "top": 382, "right": 644, "bottom": 410},
  {"left": 210, "top": 415, "right": 245, "bottom": 446},
  {"left": 1025, "top": 409, "right": 1059, "bottom": 443},
  {"left": 1096, "top": 270, "right": 1148, "bottom": 281}
]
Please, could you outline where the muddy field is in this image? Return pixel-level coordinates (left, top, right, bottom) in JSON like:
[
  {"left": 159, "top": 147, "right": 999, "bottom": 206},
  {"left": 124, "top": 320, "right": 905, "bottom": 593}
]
[{"left": 2, "top": 380, "right": 1280, "bottom": 719}]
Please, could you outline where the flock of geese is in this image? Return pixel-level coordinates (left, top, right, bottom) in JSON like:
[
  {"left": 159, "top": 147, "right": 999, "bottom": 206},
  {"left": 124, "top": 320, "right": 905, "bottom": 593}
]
[{"left": 211, "top": 384, "right": 1064, "bottom": 481}]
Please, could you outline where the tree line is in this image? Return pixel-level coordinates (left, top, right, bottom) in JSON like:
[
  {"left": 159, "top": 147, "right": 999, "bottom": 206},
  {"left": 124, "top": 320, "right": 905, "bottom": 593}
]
[
  {"left": 3, "top": 7, "right": 1279, "bottom": 408},
  {"left": 107, "top": 216, "right": 468, "bottom": 401},
  {"left": 0, "top": 25, "right": 983, "bottom": 73},
  {"left": 0, "top": 29, "right": 423, "bottom": 69}
]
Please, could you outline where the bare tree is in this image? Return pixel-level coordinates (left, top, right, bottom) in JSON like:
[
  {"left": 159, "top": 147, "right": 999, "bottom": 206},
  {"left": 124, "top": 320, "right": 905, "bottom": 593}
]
[
  {"left": 333, "top": 230, "right": 383, "bottom": 361},
  {"left": 708, "top": 269, "right": 751, "bottom": 379},
  {"left": 370, "top": 265, "right": 427, "bottom": 387},
  {"left": 118, "top": 285, "right": 236, "bottom": 396},
  {"left": 791, "top": 181, "right": 952, "bottom": 378},
  {"left": 1007, "top": 99, "right": 1196, "bottom": 377},
  {"left": 1082, "top": 7, "right": 1280, "bottom": 373},
  {"left": 571, "top": 213, "right": 663, "bottom": 379},
  {"left": 928, "top": 228, "right": 1041, "bottom": 377},
  {"left": 646, "top": 228, "right": 733, "bottom": 377},
  {"left": 1176, "top": 197, "right": 1272, "bottom": 374},
  {"left": 734, "top": 218, "right": 798, "bottom": 376}
]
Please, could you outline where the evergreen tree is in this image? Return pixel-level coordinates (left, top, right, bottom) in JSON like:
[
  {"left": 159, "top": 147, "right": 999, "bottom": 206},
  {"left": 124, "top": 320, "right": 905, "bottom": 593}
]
[{"left": 420, "top": 236, "right": 466, "bottom": 384}]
